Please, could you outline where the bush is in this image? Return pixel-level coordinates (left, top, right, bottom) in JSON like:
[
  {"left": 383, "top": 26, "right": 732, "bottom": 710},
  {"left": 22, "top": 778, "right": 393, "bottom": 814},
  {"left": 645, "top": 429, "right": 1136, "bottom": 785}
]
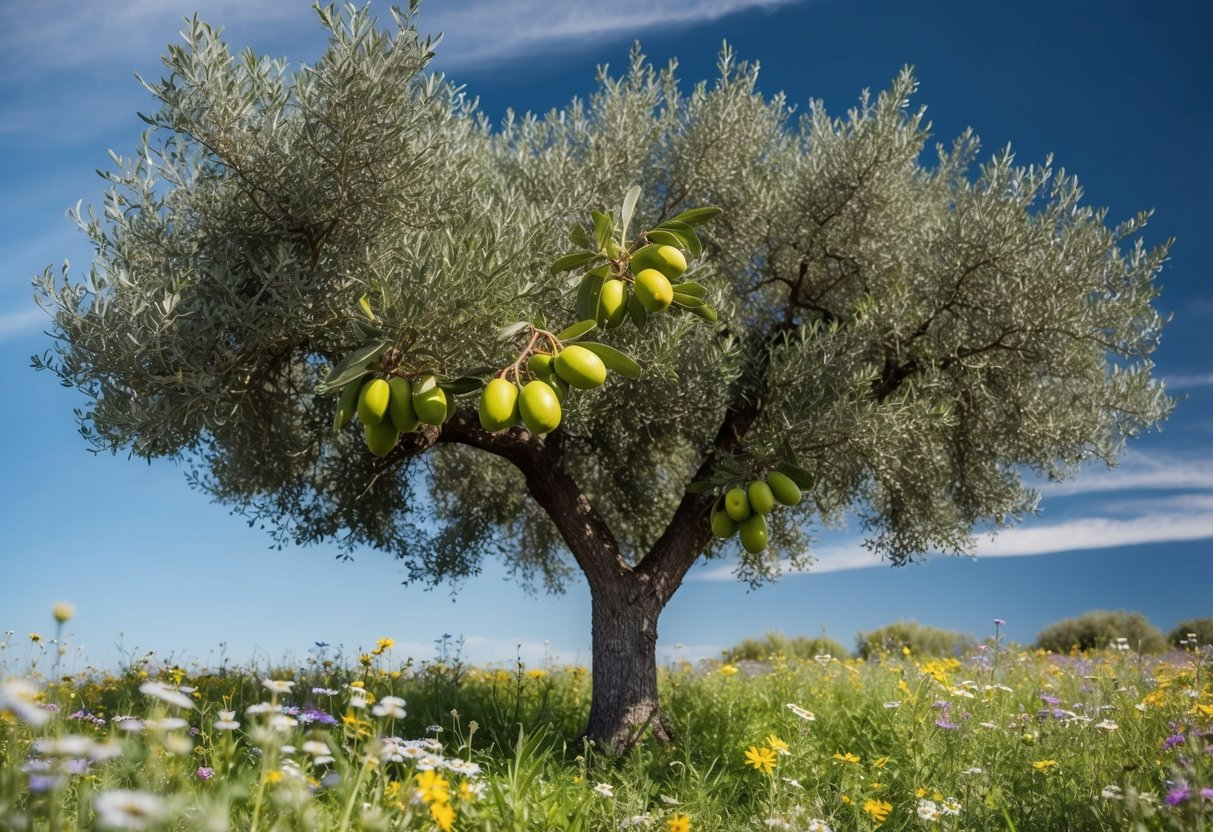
[
  {"left": 1167, "top": 617, "right": 1213, "bottom": 649},
  {"left": 1035, "top": 609, "right": 1167, "bottom": 653},
  {"left": 723, "top": 631, "right": 849, "bottom": 662},
  {"left": 855, "top": 620, "right": 975, "bottom": 659}
]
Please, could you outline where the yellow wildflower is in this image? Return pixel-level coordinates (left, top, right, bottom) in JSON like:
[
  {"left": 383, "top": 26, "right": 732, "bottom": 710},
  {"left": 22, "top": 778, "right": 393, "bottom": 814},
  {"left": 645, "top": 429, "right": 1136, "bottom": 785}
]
[
  {"left": 832, "top": 751, "right": 861, "bottom": 764},
  {"left": 1190, "top": 703, "right": 1213, "bottom": 717},
  {"left": 415, "top": 770, "right": 451, "bottom": 804},
  {"left": 430, "top": 801, "right": 455, "bottom": 832},
  {"left": 265, "top": 770, "right": 284, "bottom": 784},
  {"left": 765, "top": 735, "right": 789, "bottom": 756},
  {"left": 1032, "top": 760, "right": 1058, "bottom": 771},
  {"left": 873, "top": 756, "right": 890, "bottom": 769},
  {"left": 719, "top": 664, "right": 739, "bottom": 677},
  {"left": 745, "top": 745, "right": 777, "bottom": 775},
  {"left": 667, "top": 814, "right": 691, "bottom": 832},
  {"left": 863, "top": 798, "right": 892, "bottom": 824},
  {"left": 527, "top": 668, "right": 548, "bottom": 680}
]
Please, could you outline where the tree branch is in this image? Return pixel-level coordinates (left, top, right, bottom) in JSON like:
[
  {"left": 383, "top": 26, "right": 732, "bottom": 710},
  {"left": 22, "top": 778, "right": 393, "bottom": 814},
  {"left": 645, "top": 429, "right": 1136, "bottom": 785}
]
[{"left": 403, "top": 412, "right": 631, "bottom": 587}]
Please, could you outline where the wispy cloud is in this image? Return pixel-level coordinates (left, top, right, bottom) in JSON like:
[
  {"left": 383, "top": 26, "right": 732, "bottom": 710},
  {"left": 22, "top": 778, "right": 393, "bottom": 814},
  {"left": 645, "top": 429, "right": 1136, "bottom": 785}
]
[
  {"left": 693, "top": 492, "right": 1213, "bottom": 580},
  {"left": 0, "top": 307, "right": 50, "bottom": 342},
  {"left": 1166, "top": 372, "right": 1213, "bottom": 389},
  {"left": 1040, "top": 451, "right": 1213, "bottom": 495},
  {"left": 399, "top": 0, "right": 807, "bottom": 70}
]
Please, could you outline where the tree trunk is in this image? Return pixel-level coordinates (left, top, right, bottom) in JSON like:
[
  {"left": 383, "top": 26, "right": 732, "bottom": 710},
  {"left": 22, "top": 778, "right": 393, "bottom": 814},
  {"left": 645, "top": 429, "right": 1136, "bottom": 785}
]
[{"left": 584, "top": 572, "right": 673, "bottom": 752}]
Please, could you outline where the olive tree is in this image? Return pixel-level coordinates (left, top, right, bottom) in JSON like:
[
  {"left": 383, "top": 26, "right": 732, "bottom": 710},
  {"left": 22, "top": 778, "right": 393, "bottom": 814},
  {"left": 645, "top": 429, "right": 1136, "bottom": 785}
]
[{"left": 34, "top": 5, "right": 1173, "bottom": 749}]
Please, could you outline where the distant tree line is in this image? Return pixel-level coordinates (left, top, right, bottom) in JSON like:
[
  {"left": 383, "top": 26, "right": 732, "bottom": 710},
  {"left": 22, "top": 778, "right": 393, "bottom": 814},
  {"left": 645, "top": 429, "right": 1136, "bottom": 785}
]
[{"left": 723, "top": 613, "right": 1212, "bottom": 661}]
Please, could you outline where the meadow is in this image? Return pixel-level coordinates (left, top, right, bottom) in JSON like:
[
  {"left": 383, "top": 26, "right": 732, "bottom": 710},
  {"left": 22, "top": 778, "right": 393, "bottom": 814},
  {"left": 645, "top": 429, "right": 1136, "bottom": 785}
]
[{"left": 1, "top": 615, "right": 1209, "bottom": 831}]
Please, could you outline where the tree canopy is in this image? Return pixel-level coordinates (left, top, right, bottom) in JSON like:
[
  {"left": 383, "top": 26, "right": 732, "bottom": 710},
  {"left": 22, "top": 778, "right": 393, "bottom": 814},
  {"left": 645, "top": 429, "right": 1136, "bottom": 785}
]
[{"left": 36, "top": 5, "right": 1171, "bottom": 661}]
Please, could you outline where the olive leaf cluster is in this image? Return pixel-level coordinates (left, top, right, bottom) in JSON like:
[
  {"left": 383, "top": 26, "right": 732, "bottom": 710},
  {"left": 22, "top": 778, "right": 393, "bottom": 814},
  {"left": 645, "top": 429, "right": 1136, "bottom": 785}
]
[{"left": 34, "top": 5, "right": 1173, "bottom": 591}]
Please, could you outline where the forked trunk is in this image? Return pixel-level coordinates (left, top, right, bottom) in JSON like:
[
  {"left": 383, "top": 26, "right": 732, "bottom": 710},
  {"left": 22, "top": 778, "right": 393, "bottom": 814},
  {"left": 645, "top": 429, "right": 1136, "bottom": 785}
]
[{"left": 584, "top": 573, "right": 672, "bottom": 752}]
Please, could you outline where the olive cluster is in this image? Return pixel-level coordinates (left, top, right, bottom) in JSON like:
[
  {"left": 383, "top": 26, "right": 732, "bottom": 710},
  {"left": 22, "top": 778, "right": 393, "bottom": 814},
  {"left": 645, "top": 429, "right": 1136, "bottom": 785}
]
[
  {"left": 333, "top": 373, "right": 448, "bottom": 457},
  {"left": 710, "top": 468, "right": 805, "bottom": 554},
  {"left": 478, "top": 343, "right": 616, "bottom": 435}
]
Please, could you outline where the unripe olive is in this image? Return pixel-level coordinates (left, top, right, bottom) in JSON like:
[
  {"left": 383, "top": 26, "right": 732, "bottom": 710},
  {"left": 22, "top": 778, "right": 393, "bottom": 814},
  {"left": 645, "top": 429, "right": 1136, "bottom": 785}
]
[
  {"left": 630, "top": 244, "right": 687, "bottom": 279},
  {"left": 518, "top": 379, "right": 562, "bottom": 434},
  {"left": 724, "top": 487, "right": 751, "bottom": 522},
  {"left": 528, "top": 353, "right": 555, "bottom": 381},
  {"left": 387, "top": 377, "right": 419, "bottom": 433},
  {"left": 554, "top": 345, "right": 607, "bottom": 390},
  {"left": 599, "top": 279, "right": 628, "bottom": 329},
  {"left": 634, "top": 269, "right": 673, "bottom": 313},
  {"left": 765, "top": 470, "right": 803, "bottom": 506},
  {"left": 711, "top": 508, "right": 738, "bottom": 539},
  {"left": 363, "top": 418, "right": 399, "bottom": 457},
  {"left": 357, "top": 378, "right": 391, "bottom": 425},
  {"left": 479, "top": 378, "right": 520, "bottom": 432},
  {"left": 411, "top": 374, "right": 448, "bottom": 425},
  {"left": 747, "top": 480, "right": 775, "bottom": 515},
  {"left": 739, "top": 513, "right": 768, "bottom": 554}
]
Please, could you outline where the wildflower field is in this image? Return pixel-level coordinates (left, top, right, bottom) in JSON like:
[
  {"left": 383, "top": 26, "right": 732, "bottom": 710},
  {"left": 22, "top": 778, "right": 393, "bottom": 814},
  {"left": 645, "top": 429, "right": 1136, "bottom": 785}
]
[{"left": 2, "top": 619, "right": 1210, "bottom": 831}]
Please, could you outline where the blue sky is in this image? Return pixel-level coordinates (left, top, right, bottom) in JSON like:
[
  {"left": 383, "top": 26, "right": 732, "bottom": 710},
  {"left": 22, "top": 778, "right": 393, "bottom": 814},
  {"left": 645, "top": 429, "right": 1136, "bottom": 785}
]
[{"left": 1, "top": 0, "right": 1210, "bottom": 672}]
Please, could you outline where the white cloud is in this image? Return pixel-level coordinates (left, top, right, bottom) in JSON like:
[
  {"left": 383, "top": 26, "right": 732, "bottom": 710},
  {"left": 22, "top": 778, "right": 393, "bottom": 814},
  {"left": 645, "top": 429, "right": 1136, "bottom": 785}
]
[
  {"left": 1040, "top": 451, "right": 1213, "bottom": 495},
  {"left": 422, "top": 0, "right": 805, "bottom": 70},
  {"left": 1166, "top": 372, "right": 1213, "bottom": 389},
  {"left": 692, "top": 492, "right": 1213, "bottom": 580},
  {"left": 0, "top": 307, "right": 50, "bottom": 342}
]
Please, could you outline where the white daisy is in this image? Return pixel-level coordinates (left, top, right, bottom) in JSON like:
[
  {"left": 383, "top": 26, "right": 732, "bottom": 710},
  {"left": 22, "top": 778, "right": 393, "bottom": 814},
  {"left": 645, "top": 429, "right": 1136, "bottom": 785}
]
[
  {"left": 372, "top": 696, "right": 406, "bottom": 719},
  {"left": 33, "top": 735, "right": 96, "bottom": 757},
  {"left": 138, "top": 681, "right": 194, "bottom": 710},
  {"left": 93, "top": 789, "right": 169, "bottom": 830},
  {"left": 593, "top": 782, "right": 615, "bottom": 798},
  {"left": 786, "top": 703, "right": 815, "bottom": 720},
  {"left": 806, "top": 821, "right": 833, "bottom": 832},
  {"left": 941, "top": 797, "right": 961, "bottom": 816},
  {"left": 0, "top": 678, "right": 51, "bottom": 726},
  {"left": 262, "top": 679, "right": 296, "bottom": 694},
  {"left": 917, "top": 799, "right": 940, "bottom": 822}
]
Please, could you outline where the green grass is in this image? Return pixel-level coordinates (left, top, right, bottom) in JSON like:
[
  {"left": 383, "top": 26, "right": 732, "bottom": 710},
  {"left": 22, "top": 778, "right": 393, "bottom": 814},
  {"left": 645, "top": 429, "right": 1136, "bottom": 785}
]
[{"left": 1, "top": 632, "right": 1210, "bottom": 831}]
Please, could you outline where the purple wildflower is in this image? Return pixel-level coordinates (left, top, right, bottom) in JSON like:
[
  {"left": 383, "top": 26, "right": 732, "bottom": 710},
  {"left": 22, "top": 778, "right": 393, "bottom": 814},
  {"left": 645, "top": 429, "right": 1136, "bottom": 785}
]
[
  {"left": 1163, "top": 733, "right": 1186, "bottom": 751},
  {"left": 28, "top": 774, "right": 62, "bottom": 793},
  {"left": 196, "top": 767, "right": 215, "bottom": 781},
  {"left": 935, "top": 716, "right": 959, "bottom": 730},
  {"left": 1200, "top": 788, "right": 1213, "bottom": 800},
  {"left": 932, "top": 700, "right": 951, "bottom": 710},
  {"left": 65, "top": 759, "right": 89, "bottom": 775},
  {"left": 993, "top": 619, "right": 1006, "bottom": 627},
  {"left": 1039, "top": 693, "right": 1060, "bottom": 706},
  {"left": 189, "top": 727, "right": 201, "bottom": 736},
  {"left": 299, "top": 708, "right": 338, "bottom": 726},
  {"left": 1165, "top": 786, "right": 1189, "bottom": 806}
]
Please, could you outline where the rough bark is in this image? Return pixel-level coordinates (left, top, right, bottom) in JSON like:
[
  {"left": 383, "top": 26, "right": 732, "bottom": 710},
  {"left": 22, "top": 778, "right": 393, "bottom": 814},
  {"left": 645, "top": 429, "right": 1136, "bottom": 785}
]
[{"left": 584, "top": 572, "right": 671, "bottom": 752}]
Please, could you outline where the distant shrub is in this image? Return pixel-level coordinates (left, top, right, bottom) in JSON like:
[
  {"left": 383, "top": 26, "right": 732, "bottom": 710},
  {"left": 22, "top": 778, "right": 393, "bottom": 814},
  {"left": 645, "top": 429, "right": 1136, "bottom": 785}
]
[
  {"left": 855, "top": 620, "right": 975, "bottom": 659},
  {"left": 1166, "top": 618, "right": 1213, "bottom": 649},
  {"left": 1035, "top": 610, "right": 1167, "bottom": 654},
  {"left": 723, "top": 631, "right": 849, "bottom": 662}
]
